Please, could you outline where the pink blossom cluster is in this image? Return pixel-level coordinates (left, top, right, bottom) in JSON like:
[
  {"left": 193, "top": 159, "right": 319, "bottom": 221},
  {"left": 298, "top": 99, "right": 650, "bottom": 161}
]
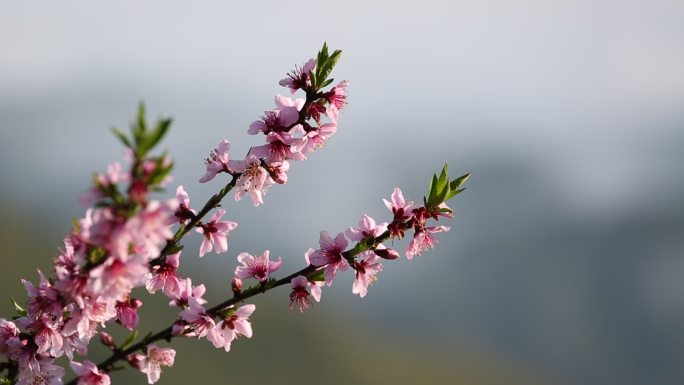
[
  {"left": 0, "top": 147, "right": 184, "bottom": 385},
  {"left": 1, "top": 44, "right": 467, "bottom": 385},
  {"left": 288, "top": 187, "right": 455, "bottom": 311},
  {"left": 199, "top": 54, "right": 348, "bottom": 207}
]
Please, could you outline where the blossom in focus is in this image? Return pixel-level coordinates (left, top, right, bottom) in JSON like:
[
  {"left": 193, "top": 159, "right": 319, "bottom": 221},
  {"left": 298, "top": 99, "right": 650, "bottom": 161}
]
[
  {"left": 308, "top": 231, "right": 349, "bottom": 286},
  {"left": 383, "top": 187, "right": 415, "bottom": 239},
  {"left": 249, "top": 131, "right": 306, "bottom": 164},
  {"left": 206, "top": 304, "right": 255, "bottom": 352},
  {"left": 174, "top": 186, "right": 196, "bottom": 224},
  {"left": 195, "top": 209, "right": 238, "bottom": 257},
  {"left": 345, "top": 214, "right": 388, "bottom": 242},
  {"left": 228, "top": 155, "right": 273, "bottom": 207},
  {"left": 234, "top": 250, "right": 283, "bottom": 282},
  {"left": 405, "top": 225, "right": 450, "bottom": 259},
  {"left": 138, "top": 344, "right": 176, "bottom": 384},
  {"left": 298, "top": 121, "right": 337, "bottom": 155},
  {"left": 199, "top": 140, "right": 231, "bottom": 183},
  {"left": 146, "top": 252, "right": 182, "bottom": 298},
  {"left": 247, "top": 95, "right": 303, "bottom": 135},
  {"left": 279, "top": 58, "right": 316, "bottom": 93},
  {"left": 288, "top": 275, "right": 322, "bottom": 313},
  {"left": 265, "top": 160, "right": 290, "bottom": 185},
  {"left": 326, "top": 80, "right": 349, "bottom": 113},
  {"left": 179, "top": 298, "right": 215, "bottom": 339},
  {"left": 169, "top": 278, "right": 207, "bottom": 308},
  {"left": 352, "top": 252, "right": 383, "bottom": 298}
]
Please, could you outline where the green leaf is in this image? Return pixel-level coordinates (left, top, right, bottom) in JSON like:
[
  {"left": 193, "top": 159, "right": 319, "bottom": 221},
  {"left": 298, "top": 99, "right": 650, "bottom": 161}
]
[
  {"left": 120, "top": 330, "right": 138, "bottom": 350},
  {"left": 111, "top": 127, "right": 132, "bottom": 148},
  {"left": 140, "top": 118, "right": 172, "bottom": 155},
  {"left": 426, "top": 173, "right": 440, "bottom": 207},
  {"left": 436, "top": 164, "right": 449, "bottom": 193},
  {"left": 310, "top": 70, "right": 318, "bottom": 89},
  {"left": 435, "top": 181, "right": 451, "bottom": 205},
  {"left": 11, "top": 298, "right": 27, "bottom": 317},
  {"left": 317, "top": 42, "right": 329, "bottom": 68},
  {"left": 446, "top": 188, "right": 465, "bottom": 200},
  {"left": 320, "top": 78, "right": 334, "bottom": 88},
  {"left": 450, "top": 172, "right": 470, "bottom": 191},
  {"left": 133, "top": 103, "right": 147, "bottom": 148},
  {"left": 316, "top": 49, "right": 342, "bottom": 85}
]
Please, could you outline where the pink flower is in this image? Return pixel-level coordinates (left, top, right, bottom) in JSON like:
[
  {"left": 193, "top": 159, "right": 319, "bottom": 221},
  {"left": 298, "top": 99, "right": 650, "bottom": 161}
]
[
  {"left": 28, "top": 314, "right": 64, "bottom": 356},
  {"left": 120, "top": 199, "right": 177, "bottom": 260},
  {"left": 116, "top": 297, "right": 143, "bottom": 330},
  {"left": 199, "top": 140, "right": 232, "bottom": 183},
  {"left": 206, "top": 304, "right": 255, "bottom": 352},
  {"left": 62, "top": 298, "right": 117, "bottom": 341},
  {"left": 17, "top": 357, "right": 64, "bottom": 385},
  {"left": 21, "top": 270, "right": 62, "bottom": 319},
  {"left": 138, "top": 344, "right": 176, "bottom": 384},
  {"left": 88, "top": 254, "right": 149, "bottom": 301},
  {"left": 174, "top": 186, "right": 196, "bottom": 224},
  {"left": 326, "top": 80, "right": 349, "bottom": 113},
  {"left": 247, "top": 95, "right": 303, "bottom": 135},
  {"left": 0, "top": 318, "right": 20, "bottom": 356},
  {"left": 279, "top": 58, "right": 316, "bottom": 93},
  {"left": 405, "top": 225, "right": 450, "bottom": 259},
  {"left": 383, "top": 187, "right": 415, "bottom": 215},
  {"left": 298, "top": 122, "right": 337, "bottom": 154},
  {"left": 265, "top": 160, "right": 290, "bottom": 185},
  {"left": 249, "top": 131, "right": 306, "bottom": 164},
  {"left": 234, "top": 250, "right": 283, "bottom": 282},
  {"left": 228, "top": 155, "right": 274, "bottom": 206},
  {"left": 54, "top": 239, "right": 89, "bottom": 300},
  {"left": 195, "top": 209, "right": 238, "bottom": 257},
  {"left": 169, "top": 278, "right": 207, "bottom": 308},
  {"left": 383, "top": 188, "right": 415, "bottom": 239},
  {"left": 345, "top": 214, "right": 388, "bottom": 242},
  {"left": 146, "top": 252, "right": 182, "bottom": 298},
  {"left": 352, "top": 252, "right": 383, "bottom": 298},
  {"left": 288, "top": 275, "right": 322, "bottom": 313},
  {"left": 307, "top": 231, "right": 349, "bottom": 286},
  {"left": 274, "top": 94, "right": 304, "bottom": 127},
  {"left": 70, "top": 360, "right": 111, "bottom": 385},
  {"left": 179, "top": 298, "right": 215, "bottom": 338}
]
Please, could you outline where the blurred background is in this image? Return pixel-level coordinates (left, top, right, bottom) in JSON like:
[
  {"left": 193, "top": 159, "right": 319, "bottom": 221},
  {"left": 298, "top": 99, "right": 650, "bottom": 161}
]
[{"left": 1, "top": 1, "right": 683, "bottom": 384}]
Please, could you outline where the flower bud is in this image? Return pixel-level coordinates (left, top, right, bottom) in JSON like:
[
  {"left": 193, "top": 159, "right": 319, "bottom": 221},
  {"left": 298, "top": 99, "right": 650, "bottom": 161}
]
[
  {"left": 231, "top": 277, "right": 243, "bottom": 294},
  {"left": 374, "top": 245, "right": 400, "bottom": 260},
  {"left": 127, "top": 354, "right": 145, "bottom": 370},
  {"left": 99, "top": 331, "right": 115, "bottom": 349}
]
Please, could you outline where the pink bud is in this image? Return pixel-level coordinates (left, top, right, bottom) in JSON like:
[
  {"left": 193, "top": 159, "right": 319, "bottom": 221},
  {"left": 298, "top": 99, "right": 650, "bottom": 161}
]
[
  {"left": 374, "top": 244, "right": 400, "bottom": 260},
  {"left": 231, "top": 277, "right": 243, "bottom": 294},
  {"left": 99, "top": 332, "right": 115, "bottom": 348}
]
